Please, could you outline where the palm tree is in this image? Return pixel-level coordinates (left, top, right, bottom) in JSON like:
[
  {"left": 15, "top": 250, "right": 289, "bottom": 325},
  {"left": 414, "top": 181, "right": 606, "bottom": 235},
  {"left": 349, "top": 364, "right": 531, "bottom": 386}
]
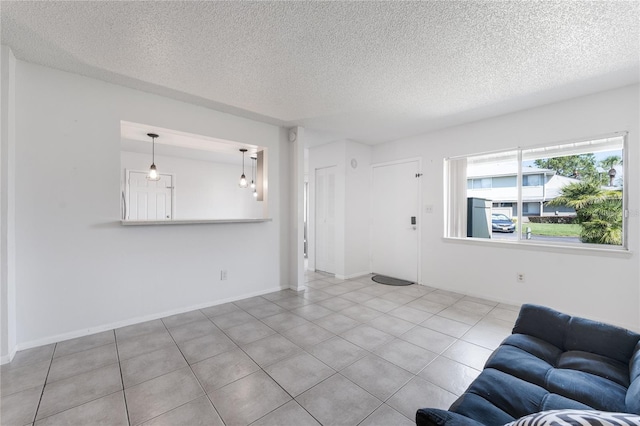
[
  {"left": 599, "top": 156, "right": 621, "bottom": 186},
  {"left": 549, "top": 180, "right": 622, "bottom": 245}
]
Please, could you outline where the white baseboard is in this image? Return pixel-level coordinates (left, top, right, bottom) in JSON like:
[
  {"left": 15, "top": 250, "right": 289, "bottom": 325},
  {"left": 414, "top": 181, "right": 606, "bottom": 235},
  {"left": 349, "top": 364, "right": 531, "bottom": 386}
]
[
  {"left": 0, "top": 346, "right": 17, "bottom": 365},
  {"left": 11, "top": 285, "right": 284, "bottom": 354},
  {"left": 338, "top": 271, "right": 371, "bottom": 280}
]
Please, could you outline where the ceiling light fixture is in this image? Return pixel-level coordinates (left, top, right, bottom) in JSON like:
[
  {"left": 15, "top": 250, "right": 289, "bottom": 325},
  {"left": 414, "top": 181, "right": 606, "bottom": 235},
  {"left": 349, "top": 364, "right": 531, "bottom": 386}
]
[
  {"left": 239, "top": 148, "right": 248, "bottom": 188},
  {"left": 147, "top": 133, "right": 160, "bottom": 181},
  {"left": 250, "top": 155, "right": 257, "bottom": 190},
  {"left": 251, "top": 155, "right": 258, "bottom": 198}
]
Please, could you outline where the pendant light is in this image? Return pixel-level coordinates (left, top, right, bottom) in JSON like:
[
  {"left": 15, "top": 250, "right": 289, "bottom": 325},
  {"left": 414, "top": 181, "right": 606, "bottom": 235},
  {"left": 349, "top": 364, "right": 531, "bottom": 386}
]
[
  {"left": 250, "top": 155, "right": 257, "bottom": 189},
  {"left": 251, "top": 155, "right": 258, "bottom": 198},
  {"left": 147, "top": 133, "right": 160, "bottom": 181},
  {"left": 239, "top": 149, "right": 248, "bottom": 188}
]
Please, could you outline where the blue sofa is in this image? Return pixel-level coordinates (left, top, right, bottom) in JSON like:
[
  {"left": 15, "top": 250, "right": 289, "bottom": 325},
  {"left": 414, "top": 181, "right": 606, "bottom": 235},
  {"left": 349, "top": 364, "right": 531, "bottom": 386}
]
[{"left": 416, "top": 304, "right": 640, "bottom": 425}]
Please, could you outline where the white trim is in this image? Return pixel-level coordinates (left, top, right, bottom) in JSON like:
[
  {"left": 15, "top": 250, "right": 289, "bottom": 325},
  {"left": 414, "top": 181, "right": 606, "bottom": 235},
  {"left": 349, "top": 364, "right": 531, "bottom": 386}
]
[
  {"left": 338, "top": 271, "right": 371, "bottom": 280},
  {"left": 446, "top": 131, "right": 627, "bottom": 161},
  {"left": 370, "top": 156, "right": 423, "bottom": 169},
  {"left": 517, "top": 149, "right": 523, "bottom": 239},
  {"left": 622, "top": 133, "right": 629, "bottom": 249},
  {"left": 442, "top": 236, "right": 631, "bottom": 257},
  {"left": 121, "top": 218, "right": 272, "bottom": 226},
  {"left": 0, "top": 346, "right": 17, "bottom": 365},
  {"left": 10, "top": 285, "right": 283, "bottom": 353}
]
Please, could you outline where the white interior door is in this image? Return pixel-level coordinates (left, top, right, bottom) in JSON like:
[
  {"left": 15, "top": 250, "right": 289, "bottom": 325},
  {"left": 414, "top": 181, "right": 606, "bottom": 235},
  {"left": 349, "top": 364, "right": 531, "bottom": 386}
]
[
  {"left": 315, "top": 166, "right": 336, "bottom": 274},
  {"left": 371, "top": 160, "right": 419, "bottom": 282},
  {"left": 127, "top": 171, "right": 173, "bottom": 220}
]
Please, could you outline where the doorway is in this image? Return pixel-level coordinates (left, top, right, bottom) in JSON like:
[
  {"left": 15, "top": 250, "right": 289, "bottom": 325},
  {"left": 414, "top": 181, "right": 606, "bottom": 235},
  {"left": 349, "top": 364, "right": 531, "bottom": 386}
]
[{"left": 371, "top": 160, "right": 420, "bottom": 282}]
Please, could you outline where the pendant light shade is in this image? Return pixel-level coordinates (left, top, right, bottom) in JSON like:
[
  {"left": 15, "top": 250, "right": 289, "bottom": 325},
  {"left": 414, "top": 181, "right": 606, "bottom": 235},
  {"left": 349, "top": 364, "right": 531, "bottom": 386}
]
[
  {"left": 147, "top": 133, "right": 160, "bottom": 181},
  {"left": 148, "top": 164, "right": 158, "bottom": 180},
  {"left": 250, "top": 155, "right": 257, "bottom": 189},
  {"left": 239, "top": 149, "right": 248, "bottom": 188}
]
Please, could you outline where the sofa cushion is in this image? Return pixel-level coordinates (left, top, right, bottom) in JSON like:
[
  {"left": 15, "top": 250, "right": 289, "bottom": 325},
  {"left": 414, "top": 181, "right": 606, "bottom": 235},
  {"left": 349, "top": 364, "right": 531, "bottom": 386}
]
[
  {"left": 416, "top": 408, "right": 486, "bottom": 426},
  {"left": 505, "top": 409, "right": 640, "bottom": 426},
  {"left": 452, "top": 369, "right": 548, "bottom": 420},
  {"left": 546, "top": 368, "right": 628, "bottom": 412},
  {"left": 630, "top": 342, "right": 640, "bottom": 383},
  {"left": 626, "top": 379, "right": 640, "bottom": 415},
  {"left": 557, "top": 350, "right": 630, "bottom": 387},
  {"left": 485, "top": 344, "right": 553, "bottom": 388},
  {"left": 501, "top": 333, "right": 563, "bottom": 365},
  {"left": 449, "top": 393, "right": 515, "bottom": 426},
  {"left": 539, "top": 394, "right": 592, "bottom": 412},
  {"left": 512, "top": 304, "right": 570, "bottom": 349},
  {"left": 628, "top": 342, "right": 640, "bottom": 415},
  {"left": 565, "top": 316, "right": 640, "bottom": 364}
]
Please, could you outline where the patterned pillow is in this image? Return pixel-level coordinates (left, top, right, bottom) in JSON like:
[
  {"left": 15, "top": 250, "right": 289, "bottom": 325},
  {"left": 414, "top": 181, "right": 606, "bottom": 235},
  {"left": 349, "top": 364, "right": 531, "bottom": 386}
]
[{"left": 505, "top": 410, "right": 640, "bottom": 426}]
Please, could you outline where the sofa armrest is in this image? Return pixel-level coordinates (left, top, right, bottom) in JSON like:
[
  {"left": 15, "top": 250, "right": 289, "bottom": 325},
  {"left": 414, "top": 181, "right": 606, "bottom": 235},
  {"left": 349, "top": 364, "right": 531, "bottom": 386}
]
[{"left": 416, "top": 408, "right": 487, "bottom": 426}]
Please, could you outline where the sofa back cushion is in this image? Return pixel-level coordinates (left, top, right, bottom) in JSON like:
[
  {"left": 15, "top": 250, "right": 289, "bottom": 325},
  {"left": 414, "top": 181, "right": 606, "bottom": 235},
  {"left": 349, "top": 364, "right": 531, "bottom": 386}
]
[
  {"left": 565, "top": 316, "right": 640, "bottom": 364},
  {"left": 512, "top": 304, "right": 569, "bottom": 349},
  {"left": 626, "top": 342, "right": 640, "bottom": 414}
]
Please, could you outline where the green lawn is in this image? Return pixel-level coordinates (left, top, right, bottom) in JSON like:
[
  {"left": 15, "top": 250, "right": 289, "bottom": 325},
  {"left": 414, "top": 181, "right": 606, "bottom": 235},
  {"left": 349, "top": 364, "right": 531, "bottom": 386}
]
[{"left": 523, "top": 222, "right": 581, "bottom": 237}]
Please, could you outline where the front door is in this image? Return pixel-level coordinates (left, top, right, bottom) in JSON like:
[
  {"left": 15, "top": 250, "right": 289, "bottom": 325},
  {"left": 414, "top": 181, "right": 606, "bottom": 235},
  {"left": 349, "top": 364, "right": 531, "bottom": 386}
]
[{"left": 371, "top": 160, "right": 420, "bottom": 282}]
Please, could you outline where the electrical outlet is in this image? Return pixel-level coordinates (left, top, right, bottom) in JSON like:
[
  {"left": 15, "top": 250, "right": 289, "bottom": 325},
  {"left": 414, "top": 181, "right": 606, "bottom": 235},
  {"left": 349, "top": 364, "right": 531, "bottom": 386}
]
[
  {"left": 424, "top": 204, "right": 434, "bottom": 214},
  {"left": 516, "top": 273, "right": 525, "bottom": 283},
  {"left": 221, "top": 270, "right": 228, "bottom": 280}
]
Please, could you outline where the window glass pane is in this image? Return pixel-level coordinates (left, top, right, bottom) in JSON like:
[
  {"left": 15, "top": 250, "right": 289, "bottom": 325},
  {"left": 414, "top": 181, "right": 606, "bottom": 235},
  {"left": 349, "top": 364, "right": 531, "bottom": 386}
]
[
  {"left": 523, "top": 174, "right": 543, "bottom": 186},
  {"left": 465, "top": 150, "right": 518, "bottom": 241},
  {"left": 521, "top": 136, "right": 624, "bottom": 246},
  {"left": 492, "top": 176, "right": 516, "bottom": 188}
]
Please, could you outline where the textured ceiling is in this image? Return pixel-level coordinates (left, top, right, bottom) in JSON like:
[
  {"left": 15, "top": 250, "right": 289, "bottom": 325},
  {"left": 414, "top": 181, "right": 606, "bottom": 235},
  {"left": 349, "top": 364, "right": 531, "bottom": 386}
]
[{"left": 2, "top": 1, "right": 639, "bottom": 145}]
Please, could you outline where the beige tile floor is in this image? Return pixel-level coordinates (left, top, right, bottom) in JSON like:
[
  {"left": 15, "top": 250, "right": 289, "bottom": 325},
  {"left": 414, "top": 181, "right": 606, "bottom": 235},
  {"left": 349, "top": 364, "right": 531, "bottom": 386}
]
[{"left": 0, "top": 272, "right": 520, "bottom": 426}]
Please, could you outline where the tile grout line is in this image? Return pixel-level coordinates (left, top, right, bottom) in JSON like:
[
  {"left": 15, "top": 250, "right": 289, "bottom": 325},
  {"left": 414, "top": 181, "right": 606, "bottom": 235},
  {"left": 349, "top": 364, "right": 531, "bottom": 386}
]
[
  {"left": 8, "top": 277, "right": 517, "bottom": 426},
  {"left": 162, "top": 312, "right": 229, "bottom": 426},
  {"left": 113, "top": 329, "right": 132, "bottom": 426},
  {"left": 223, "top": 282, "right": 403, "bottom": 424},
  {"left": 29, "top": 342, "right": 57, "bottom": 425}
]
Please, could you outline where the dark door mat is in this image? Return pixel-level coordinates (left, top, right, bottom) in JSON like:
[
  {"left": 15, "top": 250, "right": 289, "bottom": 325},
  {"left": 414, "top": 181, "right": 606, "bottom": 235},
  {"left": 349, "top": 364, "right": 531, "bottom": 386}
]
[{"left": 372, "top": 275, "right": 414, "bottom": 286}]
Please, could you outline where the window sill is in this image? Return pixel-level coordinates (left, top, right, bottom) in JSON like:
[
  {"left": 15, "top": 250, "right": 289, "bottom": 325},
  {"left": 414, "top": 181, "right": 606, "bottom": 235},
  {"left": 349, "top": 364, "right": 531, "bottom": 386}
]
[
  {"left": 121, "top": 218, "right": 272, "bottom": 226},
  {"left": 442, "top": 236, "right": 632, "bottom": 257}
]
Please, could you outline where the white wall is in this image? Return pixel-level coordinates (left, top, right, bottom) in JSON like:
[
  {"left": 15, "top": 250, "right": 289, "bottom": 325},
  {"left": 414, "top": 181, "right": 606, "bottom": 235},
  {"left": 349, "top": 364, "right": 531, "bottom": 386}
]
[
  {"left": 121, "top": 151, "right": 263, "bottom": 220},
  {"left": 1, "top": 46, "right": 17, "bottom": 362},
  {"left": 308, "top": 140, "right": 372, "bottom": 279},
  {"left": 10, "top": 59, "right": 290, "bottom": 350},
  {"left": 344, "top": 141, "right": 372, "bottom": 277},
  {"left": 372, "top": 85, "right": 640, "bottom": 330}
]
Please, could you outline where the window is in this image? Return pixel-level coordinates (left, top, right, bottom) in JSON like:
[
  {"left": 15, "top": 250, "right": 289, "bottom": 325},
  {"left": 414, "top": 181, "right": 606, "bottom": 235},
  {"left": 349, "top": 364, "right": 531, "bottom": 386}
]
[
  {"left": 523, "top": 174, "right": 543, "bottom": 186},
  {"left": 467, "top": 178, "right": 492, "bottom": 189},
  {"left": 445, "top": 134, "right": 627, "bottom": 249}
]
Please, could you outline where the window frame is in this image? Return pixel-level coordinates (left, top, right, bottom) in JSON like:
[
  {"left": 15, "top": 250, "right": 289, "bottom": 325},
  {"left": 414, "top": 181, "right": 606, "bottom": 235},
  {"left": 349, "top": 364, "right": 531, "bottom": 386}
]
[{"left": 444, "top": 132, "right": 629, "bottom": 252}]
